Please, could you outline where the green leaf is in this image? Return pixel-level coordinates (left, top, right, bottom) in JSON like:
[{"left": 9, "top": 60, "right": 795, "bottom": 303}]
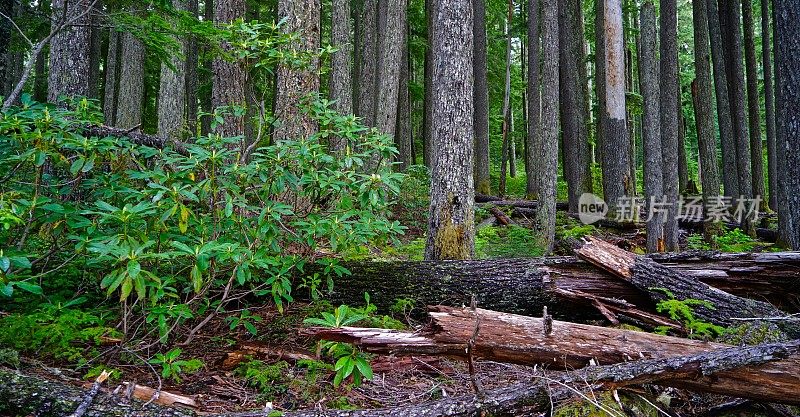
[
  {"left": 127, "top": 260, "right": 141, "bottom": 278},
  {"left": 1, "top": 283, "right": 13, "bottom": 297},
  {"left": 120, "top": 277, "right": 133, "bottom": 301},
  {"left": 355, "top": 357, "right": 373, "bottom": 380},
  {"left": 243, "top": 321, "right": 258, "bottom": 336},
  {"left": 13, "top": 281, "right": 42, "bottom": 295},
  {"left": 0, "top": 257, "right": 9, "bottom": 272}
]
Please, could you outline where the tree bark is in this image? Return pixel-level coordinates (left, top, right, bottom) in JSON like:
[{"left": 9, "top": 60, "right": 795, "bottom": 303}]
[
  {"left": 330, "top": 0, "right": 353, "bottom": 152},
  {"left": 707, "top": 0, "right": 739, "bottom": 198},
  {"left": 774, "top": 0, "right": 800, "bottom": 249},
  {"left": 691, "top": 0, "right": 723, "bottom": 243},
  {"left": 659, "top": 0, "right": 679, "bottom": 251},
  {"left": 499, "top": 3, "right": 513, "bottom": 197},
  {"left": 424, "top": 0, "right": 474, "bottom": 260},
  {"left": 601, "top": 0, "right": 631, "bottom": 213},
  {"left": 594, "top": 0, "right": 606, "bottom": 177},
  {"left": 114, "top": 32, "right": 145, "bottom": 130},
  {"left": 422, "top": 0, "right": 435, "bottom": 169},
  {"left": 537, "top": 0, "right": 559, "bottom": 253},
  {"left": 158, "top": 0, "right": 187, "bottom": 141},
  {"left": 273, "top": 0, "right": 320, "bottom": 144},
  {"left": 394, "top": 23, "right": 412, "bottom": 169},
  {"left": 102, "top": 30, "right": 120, "bottom": 125},
  {"left": 472, "top": 0, "right": 490, "bottom": 194},
  {"left": 87, "top": 2, "right": 102, "bottom": 100},
  {"left": 213, "top": 0, "right": 247, "bottom": 140},
  {"left": 48, "top": 0, "right": 91, "bottom": 103},
  {"left": 374, "top": 0, "right": 406, "bottom": 140},
  {"left": 526, "top": 0, "right": 541, "bottom": 200},
  {"left": 639, "top": 1, "right": 663, "bottom": 253},
  {"left": 185, "top": 0, "right": 199, "bottom": 137},
  {"left": 742, "top": 0, "right": 766, "bottom": 208},
  {"left": 762, "top": 0, "right": 777, "bottom": 211},
  {"left": 357, "top": 0, "right": 378, "bottom": 128},
  {"left": 0, "top": 0, "right": 9, "bottom": 98}
]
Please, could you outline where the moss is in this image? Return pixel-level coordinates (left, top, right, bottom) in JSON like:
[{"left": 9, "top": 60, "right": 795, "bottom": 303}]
[
  {"left": 554, "top": 392, "right": 659, "bottom": 417},
  {"left": 720, "top": 322, "right": 786, "bottom": 345},
  {"left": 432, "top": 201, "right": 472, "bottom": 260},
  {"left": 476, "top": 179, "right": 491, "bottom": 196}
]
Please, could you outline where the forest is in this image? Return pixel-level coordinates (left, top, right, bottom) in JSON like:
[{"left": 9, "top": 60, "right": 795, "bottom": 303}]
[{"left": 1, "top": 0, "right": 800, "bottom": 415}]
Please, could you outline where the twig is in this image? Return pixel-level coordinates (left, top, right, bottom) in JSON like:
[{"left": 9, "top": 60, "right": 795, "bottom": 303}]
[
  {"left": 466, "top": 295, "right": 484, "bottom": 399},
  {"left": 68, "top": 370, "right": 110, "bottom": 417}
]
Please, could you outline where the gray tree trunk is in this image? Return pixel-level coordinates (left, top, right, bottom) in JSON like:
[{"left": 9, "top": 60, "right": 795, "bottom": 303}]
[
  {"left": 48, "top": 0, "right": 91, "bottom": 103},
  {"left": 742, "top": 0, "right": 766, "bottom": 207},
  {"left": 114, "top": 32, "right": 145, "bottom": 129},
  {"left": 103, "top": 30, "right": 120, "bottom": 125},
  {"left": 185, "top": 0, "right": 199, "bottom": 136},
  {"left": 537, "top": 0, "right": 559, "bottom": 253},
  {"left": 87, "top": 2, "right": 102, "bottom": 99},
  {"left": 422, "top": 0, "right": 435, "bottom": 169},
  {"left": 659, "top": 0, "right": 679, "bottom": 251},
  {"left": 357, "top": 0, "right": 378, "bottom": 128},
  {"left": 424, "top": 0, "right": 475, "bottom": 260},
  {"left": 374, "top": 0, "right": 406, "bottom": 139},
  {"left": 158, "top": 0, "right": 187, "bottom": 141},
  {"left": 509, "top": 112, "right": 517, "bottom": 178},
  {"left": 213, "top": 0, "right": 247, "bottom": 140},
  {"left": 33, "top": 53, "right": 46, "bottom": 102},
  {"left": 678, "top": 104, "right": 689, "bottom": 192},
  {"left": 707, "top": 0, "right": 739, "bottom": 198},
  {"left": 774, "top": 0, "right": 800, "bottom": 249},
  {"left": 0, "top": 0, "right": 9, "bottom": 98},
  {"left": 639, "top": 0, "right": 663, "bottom": 253},
  {"left": 330, "top": 0, "right": 354, "bottom": 151},
  {"left": 525, "top": 0, "right": 541, "bottom": 199},
  {"left": 394, "top": 22, "right": 412, "bottom": 170},
  {"left": 594, "top": 0, "right": 607, "bottom": 178},
  {"left": 559, "top": 0, "right": 592, "bottom": 213},
  {"left": 601, "top": 0, "right": 631, "bottom": 214},
  {"left": 762, "top": 0, "right": 777, "bottom": 211},
  {"left": 274, "top": 0, "right": 320, "bottom": 143},
  {"left": 499, "top": 6, "right": 513, "bottom": 197},
  {"left": 692, "top": 0, "right": 723, "bottom": 243},
  {"left": 473, "top": 0, "right": 490, "bottom": 194}
]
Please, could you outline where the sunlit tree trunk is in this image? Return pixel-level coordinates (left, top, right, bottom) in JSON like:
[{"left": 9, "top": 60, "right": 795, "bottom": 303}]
[
  {"left": 114, "top": 32, "right": 145, "bottom": 129},
  {"left": 48, "top": 0, "right": 91, "bottom": 102},
  {"left": 537, "top": 0, "right": 559, "bottom": 253}
]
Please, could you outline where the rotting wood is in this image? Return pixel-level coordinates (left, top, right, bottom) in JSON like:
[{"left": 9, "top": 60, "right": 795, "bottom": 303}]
[
  {"left": 575, "top": 237, "right": 800, "bottom": 337},
  {"left": 307, "top": 306, "right": 800, "bottom": 404},
  {"left": 121, "top": 382, "right": 197, "bottom": 408},
  {"left": 222, "top": 343, "right": 316, "bottom": 370},
  {"left": 487, "top": 206, "right": 513, "bottom": 226}
]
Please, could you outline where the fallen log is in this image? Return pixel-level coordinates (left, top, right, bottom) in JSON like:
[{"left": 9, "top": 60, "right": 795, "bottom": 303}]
[
  {"left": 85, "top": 125, "right": 189, "bottom": 156},
  {"left": 3, "top": 340, "right": 798, "bottom": 416},
  {"left": 315, "top": 251, "right": 800, "bottom": 324},
  {"left": 308, "top": 306, "right": 800, "bottom": 404},
  {"left": 576, "top": 237, "right": 800, "bottom": 337}
]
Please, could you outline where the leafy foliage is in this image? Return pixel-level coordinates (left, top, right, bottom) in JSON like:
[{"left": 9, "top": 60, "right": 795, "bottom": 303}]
[
  {"left": 148, "top": 348, "right": 204, "bottom": 383},
  {"left": 652, "top": 288, "right": 725, "bottom": 339},
  {"left": 687, "top": 228, "right": 765, "bottom": 252}
]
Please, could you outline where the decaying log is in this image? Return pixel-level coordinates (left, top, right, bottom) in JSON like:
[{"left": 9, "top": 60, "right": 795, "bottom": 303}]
[
  {"left": 487, "top": 206, "right": 513, "bottom": 226},
  {"left": 222, "top": 343, "right": 316, "bottom": 370},
  {"left": 576, "top": 237, "right": 800, "bottom": 337},
  {"left": 123, "top": 382, "right": 197, "bottom": 408},
  {"left": 308, "top": 306, "right": 800, "bottom": 404},
  {"left": 315, "top": 251, "right": 800, "bottom": 324},
  {"left": 85, "top": 125, "right": 188, "bottom": 156},
  {"left": 4, "top": 340, "right": 799, "bottom": 416}
]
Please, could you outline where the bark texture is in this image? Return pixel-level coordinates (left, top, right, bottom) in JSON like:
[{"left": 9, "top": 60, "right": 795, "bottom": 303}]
[
  {"left": 213, "top": 0, "right": 247, "bottom": 140},
  {"left": 525, "top": 0, "right": 541, "bottom": 199},
  {"left": 158, "top": 0, "right": 187, "bottom": 141},
  {"left": 498, "top": 2, "right": 513, "bottom": 197},
  {"left": 659, "top": 0, "right": 679, "bottom": 251},
  {"left": 424, "top": 0, "right": 475, "bottom": 260},
  {"left": 472, "top": 0, "right": 490, "bottom": 195},
  {"left": 330, "top": 0, "right": 353, "bottom": 151},
  {"left": 357, "top": 0, "right": 378, "bottom": 128},
  {"left": 742, "top": 0, "right": 765, "bottom": 205},
  {"left": 185, "top": 0, "right": 199, "bottom": 136},
  {"left": 639, "top": 1, "right": 663, "bottom": 253},
  {"left": 762, "top": 0, "right": 777, "bottom": 210},
  {"left": 774, "top": 0, "right": 800, "bottom": 249},
  {"left": 47, "top": 0, "right": 91, "bottom": 102},
  {"left": 394, "top": 27, "right": 412, "bottom": 169},
  {"left": 422, "top": 0, "right": 435, "bottom": 168},
  {"left": 537, "top": 0, "right": 559, "bottom": 253},
  {"left": 114, "top": 32, "right": 145, "bottom": 130},
  {"left": 0, "top": 0, "right": 9, "bottom": 97},
  {"left": 102, "top": 30, "right": 120, "bottom": 125},
  {"left": 374, "top": 0, "right": 406, "bottom": 140}
]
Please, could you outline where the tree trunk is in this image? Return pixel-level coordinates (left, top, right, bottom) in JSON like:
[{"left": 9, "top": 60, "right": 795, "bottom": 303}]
[
  {"left": 374, "top": 0, "right": 406, "bottom": 140},
  {"left": 509, "top": 112, "right": 516, "bottom": 178},
  {"left": 357, "top": 0, "right": 378, "bottom": 128},
  {"left": 102, "top": 30, "right": 120, "bottom": 125},
  {"left": 525, "top": 0, "right": 541, "bottom": 199},
  {"left": 602, "top": 0, "right": 631, "bottom": 213},
  {"left": 0, "top": 0, "right": 9, "bottom": 98},
  {"left": 394, "top": 21, "right": 412, "bottom": 170},
  {"left": 678, "top": 104, "right": 689, "bottom": 192},
  {"left": 47, "top": 0, "right": 91, "bottom": 103},
  {"left": 762, "top": 0, "right": 777, "bottom": 211},
  {"left": 185, "top": 0, "right": 199, "bottom": 137},
  {"left": 330, "top": 0, "right": 354, "bottom": 151},
  {"left": 425, "top": 0, "right": 475, "bottom": 260},
  {"left": 742, "top": 0, "right": 766, "bottom": 208},
  {"left": 114, "top": 32, "right": 145, "bottom": 130},
  {"left": 692, "top": 0, "right": 723, "bottom": 243},
  {"left": 719, "top": 0, "right": 753, "bottom": 205},
  {"left": 594, "top": 0, "right": 606, "bottom": 178},
  {"left": 422, "top": 0, "right": 435, "bottom": 169},
  {"left": 559, "top": 0, "right": 591, "bottom": 213},
  {"left": 639, "top": 1, "right": 663, "bottom": 253},
  {"left": 312, "top": 307, "right": 800, "bottom": 405},
  {"left": 471, "top": 0, "right": 490, "bottom": 194},
  {"left": 87, "top": 2, "right": 102, "bottom": 99},
  {"left": 158, "top": 0, "right": 187, "bottom": 141},
  {"left": 33, "top": 53, "right": 47, "bottom": 102},
  {"left": 499, "top": 4, "right": 513, "bottom": 197},
  {"left": 537, "top": 0, "right": 559, "bottom": 253},
  {"left": 213, "top": 0, "right": 247, "bottom": 140},
  {"left": 774, "top": 0, "right": 800, "bottom": 250},
  {"left": 659, "top": 0, "right": 679, "bottom": 251},
  {"left": 707, "top": 0, "right": 739, "bottom": 198}
]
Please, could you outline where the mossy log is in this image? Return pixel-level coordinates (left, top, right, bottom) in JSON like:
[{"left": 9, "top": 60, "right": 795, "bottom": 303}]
[
  {"left": 315, "top": 251, "right": 800, "bottom": 323},
  {"left": 4, "top": 340, "right": 798, "bottom": 416}
]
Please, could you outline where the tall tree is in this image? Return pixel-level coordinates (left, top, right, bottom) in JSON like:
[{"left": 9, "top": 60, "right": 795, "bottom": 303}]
[
  {"left": 525, "top": 0, "right": 541, "bottom": 199},
  {"left": 422, "top": 0, "right": 435, "bottom": 168},
  {"left": 594, "top": 0, "right": 607, "bottom": 175},
  {"left": 537, "top": 0, "right": 559, "bottom": 253},
  {"left": 774, "top": 0, "right": 800, "bottom": 249},
  {"left": 159, "top": 0, "right": 187, "bottom": 140},
  {"left": 659, "top": 0, "right": 679, "bottom": 251},
  {"left": 330, "top": 0, "right": 354, "bottom": 151},
  {"left": 114, "top": 32, "right": 145, "bottom": 130},
  {"left": 374, "top": 0, "right": 407, "bottom": 138},
  {"left": 424, "top": 0, "right": 474, "bottom": 260},
  {"left": 48, "top": 0, "right": 91, "bottom": 102},
  {"left": 87, "top": 2, "right": 102, "bottom": 99},
  {"left": 692, "top": 0, "right": 722, "bottom": 241},
  {"left": 742, "top": 0, "right": 766, "bottom": 206},
  {"left": 639, "top": 0, "right": 663, "bottom": 253},
  {"left": 762, "top": 0, "right": 777, "bottom": 210},
  {"left": 473, "top": 0, "right": 490, "bottom": 194},
  {"left": 601, "top": 0, "right": 631, "bottom": 214},
  {"left": 707, "top": 0, "right": 739, "bottom": 197},
  {"left": 213, "top": 0, "right": 247, "bottom": 140},
  {"left": 0, "top": 0, "right": 10, "bottom": 97},
  {"left": 357, "top": 0, "right": 378, "bottom": 128},
  {"left": 103, "top": 30, "right": 120, "bottom": 125},
  {"left": 185, "top": 0, "right": 199, "bottom": 136},
  {"left": 274, "top": 0, "right": 320, "bottom": 143},
  {"left": 394, "top": 21, "right": 412, "bottom": 169},
  {"left": 559, "top": 0, "right": 592, "bottom": 212},
  {"left": 499, "top": 0, "right": 513, "bottom": 197}
]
